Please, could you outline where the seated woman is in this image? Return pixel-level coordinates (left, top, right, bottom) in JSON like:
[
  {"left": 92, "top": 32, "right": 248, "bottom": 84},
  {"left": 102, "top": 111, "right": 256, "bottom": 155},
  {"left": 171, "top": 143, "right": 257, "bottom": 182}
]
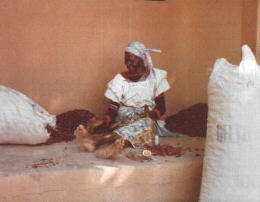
[{"left": 74, "top": 41, "right": 173, "bottom": 158}]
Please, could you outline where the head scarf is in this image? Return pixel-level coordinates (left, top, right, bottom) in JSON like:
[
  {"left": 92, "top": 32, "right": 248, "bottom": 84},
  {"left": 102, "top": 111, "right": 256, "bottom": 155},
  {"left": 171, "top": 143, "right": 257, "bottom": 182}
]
[{"left": 125, "top": 42, "right": 161, "bottom": 75}]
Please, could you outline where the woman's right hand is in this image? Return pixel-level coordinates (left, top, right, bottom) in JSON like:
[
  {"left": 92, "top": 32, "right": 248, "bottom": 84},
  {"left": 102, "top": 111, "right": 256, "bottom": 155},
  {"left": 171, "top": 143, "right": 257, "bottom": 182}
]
[{"left": 87, "top": 117, "right": 106, "bottom": 133}]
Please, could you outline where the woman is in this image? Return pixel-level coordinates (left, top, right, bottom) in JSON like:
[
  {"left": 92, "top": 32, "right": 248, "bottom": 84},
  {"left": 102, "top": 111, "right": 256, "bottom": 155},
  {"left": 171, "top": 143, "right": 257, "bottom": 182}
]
[{"left": 74, "top": 42, "right": 174, "bottom": 158}]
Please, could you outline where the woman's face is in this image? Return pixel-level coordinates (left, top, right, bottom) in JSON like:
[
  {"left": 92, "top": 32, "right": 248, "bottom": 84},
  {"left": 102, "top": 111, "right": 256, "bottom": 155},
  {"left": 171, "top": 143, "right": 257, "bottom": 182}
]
[{"left": 124, "top": 52, "right": 145, "bottom": 74}]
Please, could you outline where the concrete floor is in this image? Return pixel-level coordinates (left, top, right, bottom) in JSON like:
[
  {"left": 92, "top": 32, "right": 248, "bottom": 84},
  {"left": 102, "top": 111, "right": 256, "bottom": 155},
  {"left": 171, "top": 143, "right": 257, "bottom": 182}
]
[{"left": 0, "top": 135, "right": 205, "bottom": 202}]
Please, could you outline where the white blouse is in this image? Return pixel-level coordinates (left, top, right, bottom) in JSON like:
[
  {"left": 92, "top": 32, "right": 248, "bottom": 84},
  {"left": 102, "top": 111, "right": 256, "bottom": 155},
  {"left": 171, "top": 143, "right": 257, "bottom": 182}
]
[{"left": 104, "top": 68, "right": 170, "bottom": 109}]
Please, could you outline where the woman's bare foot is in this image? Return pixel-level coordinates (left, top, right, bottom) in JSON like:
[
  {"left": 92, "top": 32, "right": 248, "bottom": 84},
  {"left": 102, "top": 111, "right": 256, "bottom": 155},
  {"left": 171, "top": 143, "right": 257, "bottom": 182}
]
[
  {"left": 95, "top": 138, "right": 126, "bottom": 159},
  {"left": 74, "top": 124, "right": 88, "bottom": 138},
  {"left": 74, "top": 125, "right": 96, "bottom": 152}
]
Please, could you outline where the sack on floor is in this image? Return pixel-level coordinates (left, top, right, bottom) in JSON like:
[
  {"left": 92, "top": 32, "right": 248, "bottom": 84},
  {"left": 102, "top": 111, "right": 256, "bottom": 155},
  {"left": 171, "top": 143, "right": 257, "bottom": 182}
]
[
  {"left": 200, "top": 45, "right": 260, "bottom": 201},
  {"left": 0, "top": 86, "right": 56, "bottom": 145}
]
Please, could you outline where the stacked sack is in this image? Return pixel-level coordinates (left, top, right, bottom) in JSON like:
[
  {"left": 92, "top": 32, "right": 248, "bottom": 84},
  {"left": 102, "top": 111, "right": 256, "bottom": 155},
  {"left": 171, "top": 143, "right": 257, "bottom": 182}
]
[{"left": 200, "top": 45, "right": 260, "bottom": 201}]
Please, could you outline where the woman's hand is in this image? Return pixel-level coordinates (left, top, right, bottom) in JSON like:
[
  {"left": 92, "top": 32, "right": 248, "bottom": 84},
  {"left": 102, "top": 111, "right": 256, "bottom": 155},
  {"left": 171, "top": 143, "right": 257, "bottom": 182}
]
[
  {"left": 144, "top": 105, "right": 158, "bottom": 120},
  {"left": 87, "top": 117, "right": 105, "bottom": 133},
  {"left": 148, "top": 111, "right": 157, "bottom": 120}
]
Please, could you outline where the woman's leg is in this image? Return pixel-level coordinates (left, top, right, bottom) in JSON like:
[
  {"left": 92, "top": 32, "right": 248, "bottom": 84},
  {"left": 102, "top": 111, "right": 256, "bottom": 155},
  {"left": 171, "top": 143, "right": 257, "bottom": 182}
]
[
  {"left": 73, "top": 125, "right": 96, "bottom": 152},
  {"left": 95, "top": 137, "right": 127, "bottom": 159},
  {"left": 74, "top": 125, "right": 129, "bottom": 155}
]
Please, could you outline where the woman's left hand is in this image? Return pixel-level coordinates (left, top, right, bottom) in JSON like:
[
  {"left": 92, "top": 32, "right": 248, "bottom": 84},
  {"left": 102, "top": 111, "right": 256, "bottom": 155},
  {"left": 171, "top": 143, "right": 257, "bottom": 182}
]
[{"left": 148, "top": 111, "right": 157, "bottom": 120}]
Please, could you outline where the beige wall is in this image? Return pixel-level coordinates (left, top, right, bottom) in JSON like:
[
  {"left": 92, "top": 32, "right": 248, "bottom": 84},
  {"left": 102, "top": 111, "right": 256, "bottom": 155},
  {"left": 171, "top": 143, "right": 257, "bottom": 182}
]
[
  {"left": 242, "top": 0, "right": 258, "bottom": 53},
  {"left": 0, "top": 0, "right": 249, "bottom": 116},
  {"left": 256, "top": 0, "right": 260, "bottom": 59}
]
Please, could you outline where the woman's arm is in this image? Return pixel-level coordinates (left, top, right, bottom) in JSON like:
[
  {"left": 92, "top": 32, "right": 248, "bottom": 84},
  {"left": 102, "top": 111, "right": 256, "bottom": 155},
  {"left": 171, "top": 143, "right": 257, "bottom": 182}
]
[
  {"left": 149, "top": 93, "right": 166, "bottom": 120},
  {"left": 105, "top": 93, "right": 166, "bottom": 123},
  {"left": 104, "top": 100, "right": 120, "bottom": 125}
]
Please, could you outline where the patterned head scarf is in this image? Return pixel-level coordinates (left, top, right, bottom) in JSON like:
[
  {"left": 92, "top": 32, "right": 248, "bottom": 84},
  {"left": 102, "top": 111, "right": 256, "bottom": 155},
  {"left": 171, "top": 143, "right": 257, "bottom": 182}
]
[{"left": 125, "top": 42, "right": 161, "bottom": 72}]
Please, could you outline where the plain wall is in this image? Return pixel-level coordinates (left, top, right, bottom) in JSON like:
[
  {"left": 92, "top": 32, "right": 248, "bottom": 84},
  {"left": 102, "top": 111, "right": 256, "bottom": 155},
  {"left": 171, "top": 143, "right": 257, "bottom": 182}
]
[
  {"left": 256, "top": 0, "right": 260, "bottom": 60},
  {"left": 242, "top": 0, "right": 258, "bottom": 53},
  {"left": 0, "top": 0, "right": 250, "bottom": 116}
]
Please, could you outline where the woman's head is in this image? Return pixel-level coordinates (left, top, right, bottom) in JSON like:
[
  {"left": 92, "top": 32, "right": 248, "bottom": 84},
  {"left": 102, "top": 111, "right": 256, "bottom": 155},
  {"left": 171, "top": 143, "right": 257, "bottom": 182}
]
[
  {"left": 124, "top": 42, "right": 161, "bottom": 75},
  {"left": 124, "top": 52, "right": 146, "bottom": 75}
]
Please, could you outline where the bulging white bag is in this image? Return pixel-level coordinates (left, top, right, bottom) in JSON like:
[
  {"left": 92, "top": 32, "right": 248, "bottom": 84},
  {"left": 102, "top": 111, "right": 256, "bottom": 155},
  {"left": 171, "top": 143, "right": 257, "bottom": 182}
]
[
  {"left": 0, "top": 86, "right": 55, "bottom": 144},
  {"left": 200, "top": 45, "right": 260, "bottom": 202}
]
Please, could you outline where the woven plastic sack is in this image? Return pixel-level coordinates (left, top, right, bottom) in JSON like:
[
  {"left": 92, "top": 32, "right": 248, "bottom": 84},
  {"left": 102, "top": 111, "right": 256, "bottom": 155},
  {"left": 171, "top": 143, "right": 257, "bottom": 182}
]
[
  {"left": 0, "top": 86, "right": 55, "bottom": 144},
  {"left": 200, "top": 45, "right": 260, "bottom": 202}
]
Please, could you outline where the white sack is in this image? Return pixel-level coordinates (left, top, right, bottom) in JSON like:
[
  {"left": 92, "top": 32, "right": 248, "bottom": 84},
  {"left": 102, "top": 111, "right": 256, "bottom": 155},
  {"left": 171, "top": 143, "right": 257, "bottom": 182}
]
[
  {"left": 200, "top": 45, "right": 260, "bottom": 202},
  {"left": 0, "top": 86, "right": 55, "bottom": 144}
]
